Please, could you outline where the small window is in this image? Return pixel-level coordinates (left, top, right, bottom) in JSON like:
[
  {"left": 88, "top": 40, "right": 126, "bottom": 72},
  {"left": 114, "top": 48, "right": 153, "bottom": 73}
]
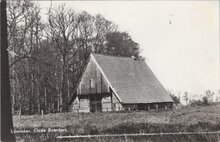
[{"left": 90, "top": 79, "right": 95, "bottom": 88}]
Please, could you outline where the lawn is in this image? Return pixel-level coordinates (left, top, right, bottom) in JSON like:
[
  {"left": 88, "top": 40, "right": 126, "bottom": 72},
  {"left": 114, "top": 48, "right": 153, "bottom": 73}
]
[
  {"left": 13, "top": 103, "right": 220, "bottom": 141},
  {"left": 13, "top": 103, "right": 220, "bottom": 133}
]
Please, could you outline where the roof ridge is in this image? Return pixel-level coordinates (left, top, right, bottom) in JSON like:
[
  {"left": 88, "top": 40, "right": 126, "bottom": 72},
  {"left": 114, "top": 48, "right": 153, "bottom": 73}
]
[
  {"left": 92, "top": 53, "right": 141, "bottom": 60},
  {"left": 92, "top": 53, "right": 132, "bottom": 58}
]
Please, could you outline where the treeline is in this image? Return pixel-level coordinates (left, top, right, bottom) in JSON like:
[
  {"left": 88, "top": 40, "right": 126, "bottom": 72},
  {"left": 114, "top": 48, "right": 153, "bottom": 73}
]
[
  {"left": 167, "top": 89, "right": 220, "bottom": 107},
  {"left": 7, "top": 1, "right": 142, "bottom": 115}
]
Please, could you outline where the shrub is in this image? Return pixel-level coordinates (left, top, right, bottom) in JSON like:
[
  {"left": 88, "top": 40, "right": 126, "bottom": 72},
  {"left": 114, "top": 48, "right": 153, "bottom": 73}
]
[
  {"left": 190, "top": 100, "right": 204, "bottom": 107},
  {"left": 190, "top": 97, "right": 210, "bottom": 107},
  {"left": 202, "top": 97, "right": 209, "bottom": 106},
  {"left": 169, "top": 94, "right": 180, "bottom": 105}
]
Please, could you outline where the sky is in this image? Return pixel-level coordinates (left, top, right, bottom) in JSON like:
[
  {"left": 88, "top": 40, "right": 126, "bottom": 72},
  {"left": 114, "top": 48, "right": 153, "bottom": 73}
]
[{"left": 36, "top": 1, "right": 219, "bottom": 97}]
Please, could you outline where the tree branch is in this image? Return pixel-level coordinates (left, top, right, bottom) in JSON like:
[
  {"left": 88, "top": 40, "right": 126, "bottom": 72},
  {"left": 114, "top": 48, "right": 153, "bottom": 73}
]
[{"left": 9, "top": 54, "right": 30, "bottom": 68}]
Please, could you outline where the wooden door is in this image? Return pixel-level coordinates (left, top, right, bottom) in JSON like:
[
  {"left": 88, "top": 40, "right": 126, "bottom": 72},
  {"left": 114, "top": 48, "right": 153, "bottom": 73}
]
[{"left": 90, "top": 95, "right": 102, "bottom": 112}]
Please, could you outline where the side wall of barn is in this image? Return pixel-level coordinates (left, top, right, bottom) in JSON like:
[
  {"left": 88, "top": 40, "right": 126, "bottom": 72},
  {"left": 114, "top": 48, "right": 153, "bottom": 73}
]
[{"left": 123, "top": 102, "right": 173, "bottom": 111}]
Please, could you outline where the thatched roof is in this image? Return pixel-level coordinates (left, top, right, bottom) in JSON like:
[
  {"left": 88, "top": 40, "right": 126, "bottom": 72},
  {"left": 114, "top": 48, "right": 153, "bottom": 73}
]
[{"left": 93, "top": 53, "right": 173, "bottom": 104}]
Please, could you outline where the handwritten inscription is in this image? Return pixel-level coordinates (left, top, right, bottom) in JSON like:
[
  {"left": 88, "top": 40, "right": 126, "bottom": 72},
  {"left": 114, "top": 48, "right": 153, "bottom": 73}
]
[{"left": 11, "top": 128, "right": 67, "bottom": 133}]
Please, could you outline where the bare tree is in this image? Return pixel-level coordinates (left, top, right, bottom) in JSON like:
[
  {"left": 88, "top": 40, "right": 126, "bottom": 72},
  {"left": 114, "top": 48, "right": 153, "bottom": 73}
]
[
  {"left": 7, "top": 0, "right": 44, "bottom": 115},
  {"left": 183, "top": 91, "right": 189, "bottom": 105},
  {"left": 4, "top": 2, "right": 142, "bottom": 115},
  {"left": 7, "top": 0, "right": 36, "bottom": 68},
  {"left": 205, "top": 89, "right": 214, "bottom": 103},
  {"left": 92, "top": 14, "right": 118, "bottom": 54},
  {"left": 47, "top": 4, "right": 79, "bottom": 112},
  {"left": 167, "top": 89, "right": 180, "bottom": 105}
]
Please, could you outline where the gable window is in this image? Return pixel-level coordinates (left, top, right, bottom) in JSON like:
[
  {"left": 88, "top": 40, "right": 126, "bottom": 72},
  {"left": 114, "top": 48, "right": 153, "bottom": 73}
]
[{"left": 90, "top": 79, "right": 95, "bottom": 88}]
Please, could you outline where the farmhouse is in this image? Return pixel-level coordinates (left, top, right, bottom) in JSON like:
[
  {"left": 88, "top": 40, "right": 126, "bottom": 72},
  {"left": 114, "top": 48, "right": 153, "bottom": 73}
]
[{"left": 69, "top": 53, "right": 173, "bottom": 113}]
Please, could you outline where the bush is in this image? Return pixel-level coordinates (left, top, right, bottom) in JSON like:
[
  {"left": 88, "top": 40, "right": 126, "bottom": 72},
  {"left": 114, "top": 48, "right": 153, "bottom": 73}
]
[
  {"left": 202, "top": 97, "right": 209, "bottom": 106},
  {"left": 190, "top": 100, "right": 204, "bottom": 107},
  {"left": 169, "top": 94, "right": 180, "bottom": 105},
  {"left": 190, "top": 97, "right": 210, "bottom": 107}
]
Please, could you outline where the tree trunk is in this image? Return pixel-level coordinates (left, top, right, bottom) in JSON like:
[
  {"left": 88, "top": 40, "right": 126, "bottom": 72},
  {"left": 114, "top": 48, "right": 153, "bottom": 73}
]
[
  {"left": 44, "top": 86, "right": 47, "bottom": 114},
  {"left": 0, "top": 0, "right": 16, "bottom": 141},
  {"left": 28, "top": 97, "right": 32, "bottom": 115},
  {"left": 55, "top": 70, "right": 59, "bottom": 113},
  {"left": 31, "top": 73, "right": 34, "bottom": 113},
  {"left": 15, "top": 72, "right": 22, "bottom": 116},
  {"left": 19, "top": 105, "right": 22, "bottom": 118},
  {"left": 61, "top": 60, "right": 68, "bottom": 112},
  {"left": 10, "top": 54, "right": 16, "bottom": 115},
  {"left": 59, "top": 88, "right": 62, "bottom": 112},
  {"left": 57, "top": 83, "right": 60, "bottom": 113},
  {"left": 11, "top": 70, "right": 15, "bottom": 115},
  {"left": 36, "top": 78, "right": 41, "bottom": 114},
  {"left": 67, "top": 66, "right": 70, "bottom": 101}
]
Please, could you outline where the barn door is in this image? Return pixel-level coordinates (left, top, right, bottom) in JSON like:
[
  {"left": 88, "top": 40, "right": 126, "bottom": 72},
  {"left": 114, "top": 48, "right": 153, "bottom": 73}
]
[{"left": 90, "top": 95, "right": 102, "bottom": 112}]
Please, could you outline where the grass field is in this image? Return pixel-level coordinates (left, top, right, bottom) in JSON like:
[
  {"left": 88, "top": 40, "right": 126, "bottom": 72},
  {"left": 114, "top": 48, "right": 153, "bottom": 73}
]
[
  {"left": 13, "top": 103, "right": 220, "bottom": 141},
  {"left": 14, "top": 103, "right": 220, "bottom": 129}
]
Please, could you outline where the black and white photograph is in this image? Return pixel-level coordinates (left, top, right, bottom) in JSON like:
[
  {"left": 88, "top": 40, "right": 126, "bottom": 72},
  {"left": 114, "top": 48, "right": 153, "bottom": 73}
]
[{"left": 1, "top": 0, "right": 219, "bottom": 141}]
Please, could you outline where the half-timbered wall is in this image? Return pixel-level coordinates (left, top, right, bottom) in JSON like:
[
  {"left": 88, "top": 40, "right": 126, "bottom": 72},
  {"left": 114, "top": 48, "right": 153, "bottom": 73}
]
[
  {"left": 79, "top": 98, "right": 90, "bottom": 113},
  {"left": 102, "top": 95, "right": 112, "bottom": 112}
]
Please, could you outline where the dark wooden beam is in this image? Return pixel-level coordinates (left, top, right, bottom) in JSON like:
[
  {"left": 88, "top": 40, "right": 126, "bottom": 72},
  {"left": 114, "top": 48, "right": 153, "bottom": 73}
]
[{"left": 1, "top": 0, "right": 16, "bottom": 141}]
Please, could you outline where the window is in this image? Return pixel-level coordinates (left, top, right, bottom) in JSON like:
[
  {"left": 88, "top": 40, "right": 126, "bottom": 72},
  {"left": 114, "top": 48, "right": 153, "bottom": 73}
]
[{"left": 90, "top": 79, "right": 95, "bottom": 88}]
